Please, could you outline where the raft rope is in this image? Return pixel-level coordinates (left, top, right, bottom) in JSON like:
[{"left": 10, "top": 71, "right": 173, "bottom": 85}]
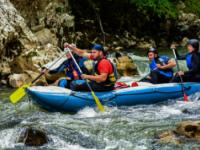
[{"left": 70, "top": 85, "right": 191, "bottom": 100}]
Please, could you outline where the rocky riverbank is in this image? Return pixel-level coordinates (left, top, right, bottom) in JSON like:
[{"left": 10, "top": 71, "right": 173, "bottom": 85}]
[
  {"left": 157, "top": 121, "right": 200, "bottom": 144},
  {"left": 0, "top": 0, "right": 200, "bottom": 87}
]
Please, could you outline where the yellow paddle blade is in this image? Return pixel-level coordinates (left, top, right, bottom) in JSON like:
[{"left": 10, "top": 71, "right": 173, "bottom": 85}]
[
  {"left": 10, "top": 84, "right": 31, "bottom": 104},
  {"left": 91, "top": 91, "right": 105, "bottom": 112}
]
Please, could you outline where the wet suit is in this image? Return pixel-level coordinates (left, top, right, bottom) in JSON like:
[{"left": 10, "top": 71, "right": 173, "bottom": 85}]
[
  {"left": 172, "top": 50, "right": 200, "bottom": 82},
  {"left": 143, "top": 56, "right": 173, "bottom": 84}
]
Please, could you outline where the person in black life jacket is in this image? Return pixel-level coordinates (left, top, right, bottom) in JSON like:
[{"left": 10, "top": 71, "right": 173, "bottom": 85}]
[
  {"left": 171, "top": 39, "right": 200, "bottom": 82},
  {"left": 142, "top": 47, "right": 176, "bottom": 84},
  {"left": 66, "top": 43, "right": 117, "bottom": 91}
]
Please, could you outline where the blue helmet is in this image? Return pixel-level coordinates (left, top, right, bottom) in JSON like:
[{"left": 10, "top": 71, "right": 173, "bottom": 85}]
[
  {"left": 187, "top": 39, "right": 199, "bottom": 51},
  {"left": 92, "top": 44, "right": 104, "bottom": 52},
  {"left": 92, "top": 44, "right": 107, "bottom": 55}
]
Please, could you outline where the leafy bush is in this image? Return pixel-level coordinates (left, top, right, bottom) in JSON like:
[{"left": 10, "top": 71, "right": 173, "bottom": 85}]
[
  {"left": 184, "top": 0, "right": 200, "bottom": 16},
  {"left": 130, "top": 0, "right": 178, "bottom": 19}
]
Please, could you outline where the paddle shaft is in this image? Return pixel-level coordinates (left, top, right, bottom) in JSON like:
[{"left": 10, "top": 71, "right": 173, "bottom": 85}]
[
  {"left": 66, "top": 47, "right": 105, "bottom": 111},
  {"left": 10, "top": 50, "right": 68, "bottom": 104},
  {"left": 172, "top": 48, "right": 188, "bottom": 100},
  {"left": 138, "top": 72, "right": 151, "bottom": 82},
  {"left": 31, "top": 52, "right": 67, "bottom": 84},
  {"left": 65, "top": 47, "right": 94, "bottom": 91},
  {"left": 139, "top": 66, "right": 159, "bottom": 82}
]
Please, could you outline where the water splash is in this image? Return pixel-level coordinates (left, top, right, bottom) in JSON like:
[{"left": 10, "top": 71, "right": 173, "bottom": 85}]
[{"left": 77, "top": 107, "right": 98, "bottom": 118}]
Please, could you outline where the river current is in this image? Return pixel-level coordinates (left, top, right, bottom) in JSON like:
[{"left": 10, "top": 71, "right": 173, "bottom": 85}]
[{"left": 0, "top": 54, "right": 200, "bottom": 150}]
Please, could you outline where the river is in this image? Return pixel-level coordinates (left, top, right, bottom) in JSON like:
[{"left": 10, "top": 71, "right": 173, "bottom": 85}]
[{"left": 0, "top": 53, "right": 200, "bottom": 149}]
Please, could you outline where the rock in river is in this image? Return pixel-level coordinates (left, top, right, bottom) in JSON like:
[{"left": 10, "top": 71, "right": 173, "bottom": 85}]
[{"left": 18, "top": 127, "right": 49, "bottom": 146}]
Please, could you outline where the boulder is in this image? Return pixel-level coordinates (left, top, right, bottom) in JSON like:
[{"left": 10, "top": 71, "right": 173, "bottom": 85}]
[
  {"left": 114, "top": 47, "right": 123, "bottom": 51},
  {"left": 1, "top": 79, "right": 7, "bottom": 85},
  {"left": 175, "top": 121, "right": 200, "bottom": 140},
  {"left": 0, "top": 62, "right": 11, "bottom": 75},
  {"left": 18, "top": 127, "right": 48, "bottom": 146},
  {"left": 44, "top": 72, "right": 65, "bottom": 83},
  {"left": 10, "top": 56, "right": 38, "bottom": 74},
  {"left": 10, "top": 44, "right": 62, "bottom": 73},
  {"left": 116, "top": 56, "right": 138, "bottom": 76},
  {"left": 177, "top": 12, "right": 200, "bottom": 38},
  {"left": 0, "top": 0, "right": 37, "bottom": 59},
  {"left": 25, "top": 70, "right": 47, "bottom": 85},
  {"left": 157, "top": 131, "right": 181, "bottom": 144},
  {"left": 157, "top": 120, "right": 200, "bottom": 145},
  {"left": 8, "top": 73, "right": 30, "bottom": 88},
  {"left": 35, "top": 28, "right": 58, "bottom": 46},
  {"left": 9, "top": 71, "right": 47, "bottom": 88},
  {"left": 158, "top": 38, "right": 168, "bottom": 48},
  {"left": 136, "top": 40, "right": 156, "bottom": 49},
  {"left": 180, "top": 37, "right": 189, "bottom": 47},
  {"left": 29, "top": 44, "right": 61, "bottom": 68},
  {"left": 7, "top": 43, "right": 64, "bottom": 87}
]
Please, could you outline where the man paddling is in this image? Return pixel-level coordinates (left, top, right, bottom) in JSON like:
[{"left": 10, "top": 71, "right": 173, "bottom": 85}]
[
  {"left": 66, "top": 43, "right": 117, "bottom": 91},
  {"left": 171, "top": 39, "right": 200, "bottom": 82},
  {"left": 54, "top": 51, "right": 85, "bottom": 88},
  {"left": 142, "top": 47, "right": 176, "bottom": 84}
]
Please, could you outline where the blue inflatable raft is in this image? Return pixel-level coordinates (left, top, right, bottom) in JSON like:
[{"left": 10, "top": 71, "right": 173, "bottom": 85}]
[{"left": 27, "top": 82, "right": 200, "bottom": 112}]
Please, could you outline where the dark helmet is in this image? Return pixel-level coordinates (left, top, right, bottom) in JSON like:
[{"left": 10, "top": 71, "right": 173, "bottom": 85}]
[
  {"left": 187, "top": 39, "right": 199, "bottom": 51},
  {"left": 147, "top": 47, "right": 158, "bottom": 55}
]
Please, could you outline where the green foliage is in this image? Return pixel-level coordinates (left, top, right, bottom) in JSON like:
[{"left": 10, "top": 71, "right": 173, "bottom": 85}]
[
  {"left": 130, "top": 0, "right": 178, "bottom": 19},
  {"left": 184, "top": 0, "right": 200, "bottom": 16}
]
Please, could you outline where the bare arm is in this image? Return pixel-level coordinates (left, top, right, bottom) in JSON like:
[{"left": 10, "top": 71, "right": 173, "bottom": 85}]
[
  {"left": 157, "top": 59, "right": 176, "bottom": 70},
  {"left": 65, "top": 44, "right": 91, "bottom": 58},
  {"left": 81, "top": 73, "right": 108, "bottom": 83}
]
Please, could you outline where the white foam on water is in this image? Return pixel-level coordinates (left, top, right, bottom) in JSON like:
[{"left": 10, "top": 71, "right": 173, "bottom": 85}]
[
  {"left": 160, "top": 106, "right": 182, "bottom": 115},
  {"left": 65, "top": 145, "right": 95, "bottom": 150},
  {"left": 176, "top": 101, "right": 195, "bottom": 107},
  {"left": 77, "top": 107, "right": 98, "bottom": 118},
  {"left": 77, "top": 105, "right": 121, "bottom": 119},
  {"left": 128, "top": 53, "right": 148, "bottom": 61},
  {"left": 103, "top": 106, "right": 119, "bottom": 114},
  {"left": 17, "top": 101, "right": 37, "bottom": 112},
  {"left": 0, "top": 129, "right": 16, "bottom": 149},
  {"left": 50, "top": 135, "right": 94, "bottom": 150},
  {"left": 134, "top": 145, "right": 148, "bottom": 150},
  {"left": 104, "top": 139, "right": 134, "bottom": 150},
  {"left": 171, "top": 92, "right": 200, "bottom": 110},
  {"left": 105, "top": 145, "right": 118, "bottom": 150}
]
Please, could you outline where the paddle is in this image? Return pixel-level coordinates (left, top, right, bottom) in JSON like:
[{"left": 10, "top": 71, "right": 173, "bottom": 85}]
[
  {"left": 138, "top": 71, "right": 151, "bottom": 81},
  {"left": 10, "top": 51, "right": 67, "bottom": 104},
  {"left": 65, "top": 47, "right": 105, "bottom": 112},
  {"left": 172, "top": 48, "right": 188, "bottom": 102}
]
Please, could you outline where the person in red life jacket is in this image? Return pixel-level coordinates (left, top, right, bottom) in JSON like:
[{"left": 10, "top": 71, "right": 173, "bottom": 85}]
[
  {"left": 171, "top": 39, "right": 200, "bottom": 82},
  {"left": 66, "top": 43, "right": 117, "bottom": 91},
  {"left": 142, "top": 47, "right": 176, "bottom": 84}
]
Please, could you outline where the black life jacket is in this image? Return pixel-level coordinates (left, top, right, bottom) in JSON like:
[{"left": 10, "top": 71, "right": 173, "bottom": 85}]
[{"left": 94, "top": 58, "right": 117, "bottom": 87}]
